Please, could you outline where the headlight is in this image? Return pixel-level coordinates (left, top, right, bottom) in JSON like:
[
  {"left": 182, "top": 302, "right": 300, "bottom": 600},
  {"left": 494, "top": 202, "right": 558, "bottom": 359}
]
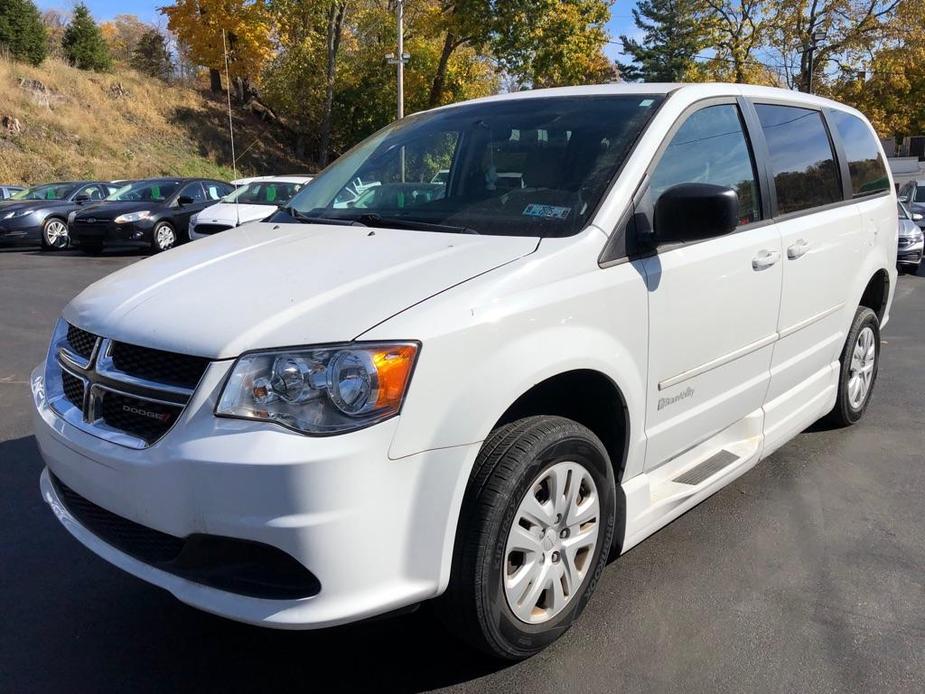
[
  {"left": 113, "top": 211, "right": 151, "bottom": 224},
  {"left": 2, "top": 209, "right": 30, "bottom": 220},
  {"left": 216, "top": 342, "right": 419, "bottom": 434}
]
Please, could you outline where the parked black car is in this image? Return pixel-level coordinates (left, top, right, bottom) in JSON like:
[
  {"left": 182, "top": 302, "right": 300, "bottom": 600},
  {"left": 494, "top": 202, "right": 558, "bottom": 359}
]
[
  {"left": 0, "top": 185, "right": 25, "bottom": 200},
  {"left": 0, "top": 181, "right": 115, "bottom": 250},
  {"left": 70, "top": 178, "right": 234, "bottom": 254}
]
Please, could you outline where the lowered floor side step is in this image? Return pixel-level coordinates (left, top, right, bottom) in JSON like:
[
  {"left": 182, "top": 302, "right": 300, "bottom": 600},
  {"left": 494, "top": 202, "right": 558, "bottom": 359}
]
[{"left": 672, "top": 449, "right": 740, "bottom": 486}]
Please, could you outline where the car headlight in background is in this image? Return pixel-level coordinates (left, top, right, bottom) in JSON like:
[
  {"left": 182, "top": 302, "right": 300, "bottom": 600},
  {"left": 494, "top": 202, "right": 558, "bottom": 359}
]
[
  {"left": 2, "top": 209, "right": 31, "bottom": 220},
  {"left": 216, "top": 342, "right": 419, "bottom": 434},
  {"left": 113, "top": 211, "right": 151, "bottom": 224}
]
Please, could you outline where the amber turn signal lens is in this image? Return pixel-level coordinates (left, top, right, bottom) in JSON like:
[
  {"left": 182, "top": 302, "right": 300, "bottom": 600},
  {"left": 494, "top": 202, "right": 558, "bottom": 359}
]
[{"left": 372, "top": 344, "right": 418, "bottom": 409}]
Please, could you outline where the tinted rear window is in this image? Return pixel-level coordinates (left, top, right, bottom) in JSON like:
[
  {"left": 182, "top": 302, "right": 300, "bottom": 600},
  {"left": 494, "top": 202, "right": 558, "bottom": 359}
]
[
  {"left": 755, "top": 104, "right": 842, "bottom": 215},
  {"left": 829, "top": 111, "right": 889, "bottom": 197}
]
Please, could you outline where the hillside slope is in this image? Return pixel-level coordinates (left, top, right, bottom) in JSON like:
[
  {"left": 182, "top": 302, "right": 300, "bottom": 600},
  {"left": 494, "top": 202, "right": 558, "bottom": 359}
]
[{"left": 0, "top": 57, "right": 310, "bottom": 185}]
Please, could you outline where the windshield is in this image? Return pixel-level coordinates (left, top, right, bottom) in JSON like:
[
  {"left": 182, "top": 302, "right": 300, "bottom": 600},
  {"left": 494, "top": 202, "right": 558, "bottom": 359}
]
[
  {"left": 282, "top": 95, "right": 663, "bottom": 237},
  {"left": 107, "top": 181, "right": 181, "bottom": 202},
  {"left": 898, "top": 202, "right": 910, "bottom": 219},
  {"left": 12, "top": 183, "right": 76, "bottom": 201},
  {"left": 224, "top": 181, "right": 303, "bottom": 205}
]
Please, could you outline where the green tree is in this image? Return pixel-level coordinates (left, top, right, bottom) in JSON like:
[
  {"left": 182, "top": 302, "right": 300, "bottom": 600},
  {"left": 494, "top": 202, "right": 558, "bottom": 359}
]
[
  {"left": 130, "top": 28, "right": 173, "bottom": 80},
  {"left": 62, "top": 3, "right": 112, "bottom": 71},
  {"left": 0, "top": 0, "right": 48, "bottom": 66},
  {"left": 619, "top": 0, "right": 709, "bottom": 81}
]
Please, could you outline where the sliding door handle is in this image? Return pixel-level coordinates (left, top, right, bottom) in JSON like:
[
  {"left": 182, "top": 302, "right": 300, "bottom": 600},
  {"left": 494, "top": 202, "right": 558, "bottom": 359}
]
[
  {"left": 752, "top": 249, "right": 781, "bottom": 271},
  {"left": 787, "top": 239, "right": 810, "bottom": 259}
]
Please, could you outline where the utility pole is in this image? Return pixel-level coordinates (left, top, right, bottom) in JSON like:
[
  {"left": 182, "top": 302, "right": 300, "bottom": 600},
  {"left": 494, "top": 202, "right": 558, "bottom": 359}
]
[
  {"left": 385, "top": 0, "right": 410, "bottom": 120},
  {"left": 806, "top": 29, "right": 827, "bottom": 95}
]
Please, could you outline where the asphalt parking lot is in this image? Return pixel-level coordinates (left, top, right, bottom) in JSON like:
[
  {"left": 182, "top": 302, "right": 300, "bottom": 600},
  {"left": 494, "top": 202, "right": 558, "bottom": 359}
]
[{"left": 1, "top": 246, "right": 923, "bottom": 693}]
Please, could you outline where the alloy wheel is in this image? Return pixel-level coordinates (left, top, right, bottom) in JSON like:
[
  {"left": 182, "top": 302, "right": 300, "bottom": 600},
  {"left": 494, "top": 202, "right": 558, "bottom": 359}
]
[
  {"left": 44, "top": 219, "right": 69, "bottom": 249},
  {"left": 847, "top": 325, "right": 876, "bottom": 410}
]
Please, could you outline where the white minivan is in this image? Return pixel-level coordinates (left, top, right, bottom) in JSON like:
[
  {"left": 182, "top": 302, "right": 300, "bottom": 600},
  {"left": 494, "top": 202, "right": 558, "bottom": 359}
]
[{"left": 32, "top": 83, "right": 896, "bottom": 659}]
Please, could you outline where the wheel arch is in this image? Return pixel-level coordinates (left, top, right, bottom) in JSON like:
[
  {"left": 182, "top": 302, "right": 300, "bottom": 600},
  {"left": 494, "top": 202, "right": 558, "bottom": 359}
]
[{"left": 858, "top": 267, "right": 890, "bottom": 323}]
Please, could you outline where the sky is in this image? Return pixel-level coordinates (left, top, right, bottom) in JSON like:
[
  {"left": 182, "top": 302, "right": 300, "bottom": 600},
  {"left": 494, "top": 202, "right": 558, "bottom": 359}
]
[{"left": 36, "top": 0, "right": 639, "bottom": 60}]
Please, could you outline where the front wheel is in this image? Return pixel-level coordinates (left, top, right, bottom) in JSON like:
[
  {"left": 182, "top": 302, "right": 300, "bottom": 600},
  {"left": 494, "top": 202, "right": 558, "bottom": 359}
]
[
  {"left": 151, "top": 222, "right": 177, "bottom": 252},
  {"left": 827, "top": 306, "right": 880, "bottom": 426},
  {"left": 437, "top": 416, "right": 616, "bottom": 660},
  {"left": 40, "top": 217, "right": 69, "bottom": 251}
]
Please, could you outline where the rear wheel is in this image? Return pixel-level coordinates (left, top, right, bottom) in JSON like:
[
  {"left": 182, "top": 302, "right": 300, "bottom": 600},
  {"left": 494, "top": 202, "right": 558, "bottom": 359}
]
[
  {"left": 40, "top": 217, "right": 69, "bottom": 251},
  {"left": 437, "top": 416, "right": 616, "bottom": 660},
  {"left": 827, "top": 306, "right": 880, "bottom": 426}
]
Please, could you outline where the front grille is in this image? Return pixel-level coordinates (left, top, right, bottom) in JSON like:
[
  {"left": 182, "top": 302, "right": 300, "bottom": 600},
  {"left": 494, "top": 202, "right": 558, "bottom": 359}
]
[
  {"left": 98, "top": 390, "right": 183, "bottom": 444},
  {"left": 66, "top": 323, "right": 97, "bottom": 359},
  {"left": 61, "top": 370, "right": 84, "bottom": 408},
  {"left": 110, "top": 341, "right": 209, "bottom": 390},
  {"left": 194, "top": 223, "right": 233, "bottom": 235},
  {"left": 51, "top": 473, "right": 321, "bottom": 599}
]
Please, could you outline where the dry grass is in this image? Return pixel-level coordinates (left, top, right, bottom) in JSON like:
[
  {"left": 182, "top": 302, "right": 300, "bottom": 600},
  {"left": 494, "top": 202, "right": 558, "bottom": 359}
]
[{"left": 0, "top": 56, "right": 308, "bottom": 185}]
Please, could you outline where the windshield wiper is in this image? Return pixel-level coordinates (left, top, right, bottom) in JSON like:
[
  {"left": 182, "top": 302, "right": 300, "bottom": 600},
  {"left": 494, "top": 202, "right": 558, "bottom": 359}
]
[
  {"left": 280, "top": 206, "right": 367, "bottom": 226},
  {"left": 351, "top": 213, "right": 480, "bottom": 235}
]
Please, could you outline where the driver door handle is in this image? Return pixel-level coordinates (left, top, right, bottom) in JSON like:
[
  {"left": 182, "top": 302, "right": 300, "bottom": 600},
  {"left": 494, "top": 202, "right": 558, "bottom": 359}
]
[
  {"left": 752, "top": 249, "right": 780, "bottom": 271},
  {"left": 787, "top": 239, "right": 810, "bottom": 259}
]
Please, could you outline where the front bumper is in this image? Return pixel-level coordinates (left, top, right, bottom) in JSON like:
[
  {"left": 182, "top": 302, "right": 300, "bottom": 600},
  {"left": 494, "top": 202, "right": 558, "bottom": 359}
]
[
  {"left": 0, "top": 214, "right": 41, "bottom": 241},
  {"left": 32, "top": 362, "right": 476, "bottom": 629},
  {"left": 898, "top": 239, "right": 924, "bottom": 265},
  {"left": 70, "top": 220, "right": 153, "bottom": 246}
]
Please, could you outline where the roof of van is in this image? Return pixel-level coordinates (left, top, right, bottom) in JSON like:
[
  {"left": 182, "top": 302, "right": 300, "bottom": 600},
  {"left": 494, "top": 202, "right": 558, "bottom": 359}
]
[{"left": 432, "top": 82, "right": 865, "bottom": 119}]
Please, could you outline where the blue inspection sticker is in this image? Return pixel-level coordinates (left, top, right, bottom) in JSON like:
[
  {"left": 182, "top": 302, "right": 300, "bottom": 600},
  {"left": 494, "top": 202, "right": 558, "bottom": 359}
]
[{"left": 522, "top": 204, "right": 572, "bottom": 220}]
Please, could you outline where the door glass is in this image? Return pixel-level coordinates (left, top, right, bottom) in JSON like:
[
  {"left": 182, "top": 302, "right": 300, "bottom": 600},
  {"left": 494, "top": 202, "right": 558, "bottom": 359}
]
[
  {"left": 180, "top": 183, "right": 206, "bottom": 203},
  {"left": 650, "top": 104, "right": 760, "bottom": 226},
  {"left": 754, "top": 104, "right": 842, "bottom": 214}
]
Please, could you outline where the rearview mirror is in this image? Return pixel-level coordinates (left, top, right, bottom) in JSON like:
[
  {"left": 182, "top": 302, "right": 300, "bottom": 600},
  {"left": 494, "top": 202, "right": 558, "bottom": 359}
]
[
  {"left": 176, "top": 195, "right": 195, "bottom": 206},
  {"left": 654, "top": 183, "right": 739, "bottom": 243}
]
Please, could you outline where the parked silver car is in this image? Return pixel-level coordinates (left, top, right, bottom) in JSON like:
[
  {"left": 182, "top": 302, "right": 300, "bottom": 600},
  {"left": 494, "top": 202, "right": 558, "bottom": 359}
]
[{"left": 898, "top": 201, "right": 923, "bottom": 270}]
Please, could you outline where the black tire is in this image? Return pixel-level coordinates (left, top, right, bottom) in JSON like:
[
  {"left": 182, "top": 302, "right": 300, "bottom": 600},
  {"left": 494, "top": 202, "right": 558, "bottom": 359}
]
[
  {"left": 151, "top": 222, "right": 177, "bottom": 252},
  {"left": 437, "top": 416, "right": 616, "bottom": 660},
  {"left": 79, "top": 240, "right": 103, "bottom": 255},
  {"left": 827, "top": 306, "right": 880, "bottom": 427},
  {"left": 40, "top": 217, "right": 69, "bottom": 251}
]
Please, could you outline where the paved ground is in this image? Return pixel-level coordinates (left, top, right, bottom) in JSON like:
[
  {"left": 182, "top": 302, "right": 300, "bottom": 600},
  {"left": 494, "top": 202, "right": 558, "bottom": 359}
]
[{"left": 1, "top": 246, "right": 923, "bottom": 693}]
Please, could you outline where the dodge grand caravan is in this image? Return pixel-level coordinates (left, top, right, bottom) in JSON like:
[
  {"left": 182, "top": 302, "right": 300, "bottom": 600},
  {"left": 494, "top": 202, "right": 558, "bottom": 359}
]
[{"left": 32, "top": 84, "right": 896, "bottom": 659}]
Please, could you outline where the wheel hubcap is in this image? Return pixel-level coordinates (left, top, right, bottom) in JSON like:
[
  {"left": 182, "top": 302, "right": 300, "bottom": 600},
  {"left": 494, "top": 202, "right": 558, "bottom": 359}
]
[
  {"left": 156, "top": 226, "right": 174, "bottom": 249},
  {"left": 847, "top": 326, "right": 876, "bottom": 410},
  {"left": 504, "top": 461, "right": 600, "bottom": 624},
  {"left": 46, "top": 220, "right": 67, "bottom": 247}
]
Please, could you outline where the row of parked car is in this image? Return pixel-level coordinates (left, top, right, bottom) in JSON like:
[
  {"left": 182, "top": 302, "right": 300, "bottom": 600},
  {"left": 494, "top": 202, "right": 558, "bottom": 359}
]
[{"left": 0, "top": 175, "right": 313, "bottom": 253}]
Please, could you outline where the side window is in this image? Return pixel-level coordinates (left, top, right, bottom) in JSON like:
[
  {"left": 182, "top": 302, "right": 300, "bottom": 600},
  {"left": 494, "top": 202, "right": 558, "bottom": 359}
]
[
  {"left": 650, "top": 104, "right": 760, "bottom": 226},
  {"left": 829, "top": 111, "right": 889, "bottom": 198},
  {"left": 754, "top": 104, "right": 842, "bottom": 214},
  {"left": 179, "top": 182, "right": 206, "bottom": 203},
  {"left": 78, "top": 185, "right": 105, "bottom": 201},
  {"left": 203, "top": 183, "right": 229, "bottom": 201}
]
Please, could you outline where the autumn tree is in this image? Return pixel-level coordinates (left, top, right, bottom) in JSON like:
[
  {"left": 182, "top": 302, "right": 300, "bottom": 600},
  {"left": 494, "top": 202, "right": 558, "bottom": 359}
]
[
  {"left": 620, "top": 0, "right": 709, "bottom": 81},
  {"left": 62, "top": 3, "right": 112, "bottom": 71},
  {"left": 131, "top": 28, "right": 173, "bottom": 80},
  {"left": 768, "top": 0, "right": 901, "bottom": 92},
  {"left": 161, "top": 0, "right": 272, "bottom": 97},
  {"left": 41, "top": 10, "right": 67, "bottom": 60},
  {"left": 100, "top": 14, "right": 151, "bottom": 64},
  {"left": 0, "top": 0, "right": 48, "bottom": 66},
  {"left": 694, "top": 0, "right": 777, "bottom": 84}
]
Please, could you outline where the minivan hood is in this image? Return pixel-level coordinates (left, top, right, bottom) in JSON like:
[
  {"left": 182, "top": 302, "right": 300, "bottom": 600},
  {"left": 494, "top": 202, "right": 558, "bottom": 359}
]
[
  {"left": 196, "top": 203, "right": 277, "bottom": 226},
  {"left": 64, "top": 222, "right": 538, "bottom": 358}
]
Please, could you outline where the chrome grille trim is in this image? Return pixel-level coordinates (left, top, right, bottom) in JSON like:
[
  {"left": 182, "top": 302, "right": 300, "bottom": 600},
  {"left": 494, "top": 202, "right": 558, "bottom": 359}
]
[{"left": 44, "top": 319, "right": 207, "bottom": 449}]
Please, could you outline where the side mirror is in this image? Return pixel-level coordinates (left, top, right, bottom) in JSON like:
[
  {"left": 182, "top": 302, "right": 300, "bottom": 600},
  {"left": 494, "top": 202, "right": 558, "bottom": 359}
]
[
  {"left": 176, "top": 195, "right": 195, "bottom": 207},
  {"left": 74, "top": 194, "right": 91, "bottom": 204},
  {"left": 913, "top": 212, "right": 923, "bottom": 222},
  {"left": 654, "top": 183, "right": 739, "bottom": 243}
]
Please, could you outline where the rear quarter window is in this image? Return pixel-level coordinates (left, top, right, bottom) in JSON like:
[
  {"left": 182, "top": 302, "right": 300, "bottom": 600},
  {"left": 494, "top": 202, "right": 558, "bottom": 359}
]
[
  {"left": 829, "top": 110, "right": 890, "bottom": 197},
  {"left": 755, "top": 104, "right": 842, "bottom": 215}
]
